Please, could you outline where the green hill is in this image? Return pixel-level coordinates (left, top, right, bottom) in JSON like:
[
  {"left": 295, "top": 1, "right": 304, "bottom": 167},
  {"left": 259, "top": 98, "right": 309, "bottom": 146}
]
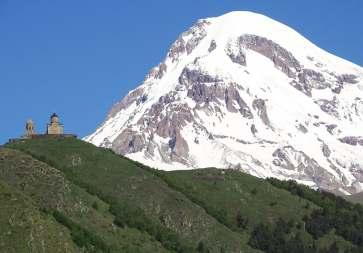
[
  {"left": 1, "top": 138, "right": 362, "bottom": 253},
  {"left": 0, "top": 147, "right": 168, "bottom": 253},
  {"left": 3, "top": 139, "right": 252, "bottom": 253},
  {"left": 158, "top": 168, "right": 316, "bottom": 230},
  {"left": 0, "top": 180, "right": 79, "bottom": 253}
]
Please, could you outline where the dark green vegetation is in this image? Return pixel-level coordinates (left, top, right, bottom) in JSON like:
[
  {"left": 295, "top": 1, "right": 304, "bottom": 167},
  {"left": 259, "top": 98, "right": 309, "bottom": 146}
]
[
  {"left": 1, "top": 138, "right": 362, "bottom": 252},
  {"left": 160, "top": 170, "right": 359, "bottom": 253}
]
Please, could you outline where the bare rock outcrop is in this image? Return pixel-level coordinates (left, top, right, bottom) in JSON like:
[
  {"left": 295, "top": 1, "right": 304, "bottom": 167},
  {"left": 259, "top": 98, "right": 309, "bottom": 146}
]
[
  {"left": 298, "top": 69, "right": 327, "bottom": 89},
  {"left": 107, "top": 87, "right": 145, "bottom": 119},
  {"left": 252, "top": 99, "right": 270, "bottom": 126},
  {"left": 239, "top": 34, "right": 301, "bottom": 78},
  {"left": 148, "top": 62, "right": 168, "bottom": 79},
  {"left": 272, "top": 146, "right": 341, "bottom": 191},
  {"left": 225, "top": 85, "right": 253, "bottom": 118},
  {"left": 339, "top": 136, "right": 363, "bottom": 146},
  {"left": 112, "top": 129, "right": 146, "bottom": 154},
  {"left": 337, "top": 74, "right": 359, "bottom": 84},
  {"left": 208, "top": 40, "right": 217, "bottom": 52},
  {"left": 226, "top": 40, "right": 246, "bottom": 66},
  {"left": 168, "top": 20, "right": 210, "bottom": 62},
  {"left": 315, "top": 97, "right": 339, "bottom": 118}
]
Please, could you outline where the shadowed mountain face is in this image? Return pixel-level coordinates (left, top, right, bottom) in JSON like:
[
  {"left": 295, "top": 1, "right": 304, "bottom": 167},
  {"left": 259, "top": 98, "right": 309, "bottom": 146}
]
[{"left": 86, "top": 11, "right": 363, "bottom": 195}]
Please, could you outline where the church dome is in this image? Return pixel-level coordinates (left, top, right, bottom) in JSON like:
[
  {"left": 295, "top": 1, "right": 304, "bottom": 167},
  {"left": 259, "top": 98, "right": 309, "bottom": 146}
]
[{"left": 50, "top": 113, "right": 59, "bottom": 123}]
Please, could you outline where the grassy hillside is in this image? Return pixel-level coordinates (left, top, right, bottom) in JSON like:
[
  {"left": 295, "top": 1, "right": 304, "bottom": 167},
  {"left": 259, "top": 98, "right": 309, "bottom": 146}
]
[
  {"left": 158, "top": 169, "right": 316, "bottom": 230},
  {"left": 158, "top": 169, "right": 358, "bottom": 253},
  {"left": 5, "top": 139, "right": 254, "bottom": 253},
  {"left": 3, "top": 137, "right": 362, "bottom": 253},
  {"left": 0, "top": 180, "right": 79, "bottom": 253},
  {"left": 0, "top": 147, "right": 169, "bottom": 253}
]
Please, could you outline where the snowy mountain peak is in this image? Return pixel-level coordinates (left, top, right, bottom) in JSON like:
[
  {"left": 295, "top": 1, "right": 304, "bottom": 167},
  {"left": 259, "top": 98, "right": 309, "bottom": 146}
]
[{"left": 86, "top": 12, "right": 363, "bottom": 195}]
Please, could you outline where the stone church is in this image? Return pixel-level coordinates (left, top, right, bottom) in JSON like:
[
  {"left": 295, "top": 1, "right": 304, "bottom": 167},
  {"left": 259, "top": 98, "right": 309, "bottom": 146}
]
[
  {"left": 9, "top": 113, "right": 76, "bottom": 143},
  {"left": 46, "top": 113, "right": 64, "bottom": 135},
  {"left": 20, "top": 113, "right": 76, "bottom": 140}
]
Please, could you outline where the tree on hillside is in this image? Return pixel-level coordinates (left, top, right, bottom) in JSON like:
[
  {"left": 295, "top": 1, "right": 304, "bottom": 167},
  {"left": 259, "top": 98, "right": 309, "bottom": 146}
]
[{"left": 236, "top": 210, "right": 248, "bottom": 229}]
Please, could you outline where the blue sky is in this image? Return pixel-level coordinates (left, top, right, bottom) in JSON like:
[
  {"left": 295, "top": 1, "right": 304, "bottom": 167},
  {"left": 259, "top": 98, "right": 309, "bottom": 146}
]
[{"left": 0, "top": 0, "right": 362, "bottom": 144}]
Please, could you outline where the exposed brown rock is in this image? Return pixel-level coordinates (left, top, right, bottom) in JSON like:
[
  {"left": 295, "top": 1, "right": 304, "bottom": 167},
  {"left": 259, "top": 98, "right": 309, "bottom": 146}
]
[
  {"left": 107, "top": 87, "right": 145, "bottom": 119},
  {"left": 239, "top": 34, "right": 301, "bottom": 78},
  {"left": 272, "top": 146, "right": 341, "bottom": 192},
  {"left": 112, "top": 129, "right": 146, "bottom": 154},
  {"left": 252, "top": 99, "right": 270, "bottom": 127},
  {"left": 225, "top": 84, "right": 253, "bottom": 118},
  {"left": 315, "top": 97, "right": 339, "bottom": 118},
  {"left": 226, "top": 42, "right": 246, "bottom": 66},
  {"left": 168, "top": 20, "right": 210, "bottom": 62},
  {"left": 208, "top": 40, "right": 217, "bottom": 52},
  {"left": 337, "top": 74, "right": 359, "bottom": 84},
  {"left": 339, "top": 136, "right": 363, "bottom": 146},
  {"left": 298, "top": 69, "right": 327, "bottom": 89},
  {"left": 148, "top": 62, "right": 168, "bottom": 79}
]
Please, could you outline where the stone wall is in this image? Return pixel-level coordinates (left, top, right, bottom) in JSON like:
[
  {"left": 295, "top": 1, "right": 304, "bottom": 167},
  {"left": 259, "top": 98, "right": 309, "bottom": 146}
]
[
  {"left": 47, "top": 123, "right": 64, "bottom": 135},
  {"left": 8, "top": 134, "right": 77, "bottom": 144}
]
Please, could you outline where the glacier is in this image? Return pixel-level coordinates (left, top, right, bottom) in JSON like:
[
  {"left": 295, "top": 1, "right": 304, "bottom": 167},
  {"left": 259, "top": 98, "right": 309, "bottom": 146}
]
[{"left": 85, "top": 11, "right": 363, "bottom": 195}]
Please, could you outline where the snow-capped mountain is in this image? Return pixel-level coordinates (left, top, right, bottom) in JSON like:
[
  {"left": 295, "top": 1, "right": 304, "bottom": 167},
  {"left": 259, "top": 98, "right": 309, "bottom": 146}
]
[{"left": 86, "top": 11, "right": 363, "bottom": 194}]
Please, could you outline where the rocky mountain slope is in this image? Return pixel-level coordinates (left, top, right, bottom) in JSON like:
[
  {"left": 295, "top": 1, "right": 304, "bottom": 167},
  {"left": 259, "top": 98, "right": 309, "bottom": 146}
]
[{"left": 86, "top": 11, "right": 363, "bottom": 194}]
